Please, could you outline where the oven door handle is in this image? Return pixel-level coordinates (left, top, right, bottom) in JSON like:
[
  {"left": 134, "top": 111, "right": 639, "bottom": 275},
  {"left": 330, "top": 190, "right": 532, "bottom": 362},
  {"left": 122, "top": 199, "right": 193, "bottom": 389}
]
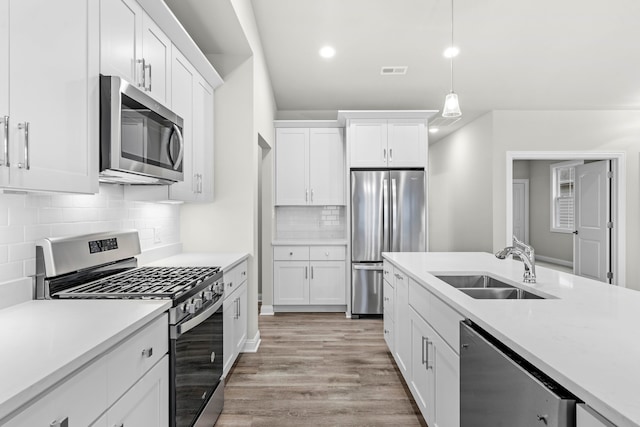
[{"left": 171, "top": 298, "right": 223, "bottom": 339}]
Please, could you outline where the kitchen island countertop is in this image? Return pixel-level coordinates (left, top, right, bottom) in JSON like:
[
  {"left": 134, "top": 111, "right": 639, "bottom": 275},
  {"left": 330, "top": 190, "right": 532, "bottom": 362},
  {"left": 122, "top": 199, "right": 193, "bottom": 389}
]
[{"left": 383, "top": 251, "right": 640, "bottom": 427}]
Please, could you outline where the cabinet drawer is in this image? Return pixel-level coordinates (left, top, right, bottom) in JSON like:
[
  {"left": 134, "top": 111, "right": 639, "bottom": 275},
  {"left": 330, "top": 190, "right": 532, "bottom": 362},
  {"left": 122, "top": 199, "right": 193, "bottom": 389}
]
[
  {"left": 4, "top": 358, "right": 108, "bottom": 427},
  {"left": 383, "top": 260, "right": 394, "bottom": 286},
  {"left": 106, "top": 313, "right": 168, "bottom": 405},
  {"left": 309, "top": 245, "right": 346, "bottom": 260},
  {"left": 274, "top": 246, "right": 310, "bottom": 261},
  {"left": 224, "top": 259, "right": 248, "bottom": 295},
  {"left": 428, "top": 293, "right": 464, "bottom": 353}
]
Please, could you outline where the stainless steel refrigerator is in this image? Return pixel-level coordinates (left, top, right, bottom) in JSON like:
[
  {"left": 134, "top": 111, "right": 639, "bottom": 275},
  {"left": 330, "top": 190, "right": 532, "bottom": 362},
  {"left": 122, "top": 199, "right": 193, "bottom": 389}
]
[{"left": 351, "top": 169, "right": 426, "bottom": 315}]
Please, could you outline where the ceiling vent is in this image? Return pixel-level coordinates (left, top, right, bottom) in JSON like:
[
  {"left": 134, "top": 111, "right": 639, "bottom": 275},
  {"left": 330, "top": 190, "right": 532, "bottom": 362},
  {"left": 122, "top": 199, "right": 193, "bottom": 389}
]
[
  {"left": 429, "top": 116, "right": 462, "bottom": 127},
  {"left": 380, "top": 66, "right": 408, "bottom": 75}
]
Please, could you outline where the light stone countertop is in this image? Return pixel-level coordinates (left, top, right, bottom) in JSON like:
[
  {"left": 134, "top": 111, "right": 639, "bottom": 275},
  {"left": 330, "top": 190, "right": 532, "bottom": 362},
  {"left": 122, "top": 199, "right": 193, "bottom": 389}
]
[
  {"left": 0, "top": 299, "right": 170, "bottom": 423},
  {"left": 382, "top": 251, "right": 640, "bottom": 427},
  {"left": 146, "top": 252, "right": 249, "bottom": 271}
]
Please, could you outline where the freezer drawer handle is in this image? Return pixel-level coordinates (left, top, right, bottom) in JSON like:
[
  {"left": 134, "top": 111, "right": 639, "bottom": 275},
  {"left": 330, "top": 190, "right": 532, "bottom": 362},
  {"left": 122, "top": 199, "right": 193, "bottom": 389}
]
[{"left": 353, "top": 265, "right": 383, "bottom": 271}]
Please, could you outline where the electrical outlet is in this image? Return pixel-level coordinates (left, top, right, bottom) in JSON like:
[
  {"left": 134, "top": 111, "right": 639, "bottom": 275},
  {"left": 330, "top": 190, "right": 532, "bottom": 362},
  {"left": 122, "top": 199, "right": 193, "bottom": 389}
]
[{"left": 153, "top": 227, "right": 162, "bottom": 244}]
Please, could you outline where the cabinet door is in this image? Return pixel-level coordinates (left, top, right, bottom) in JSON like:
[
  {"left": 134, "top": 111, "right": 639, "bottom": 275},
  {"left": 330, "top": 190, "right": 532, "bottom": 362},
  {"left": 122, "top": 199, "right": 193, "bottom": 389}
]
[
  {"left": 100, "top": 0, "right": 142, "bottom": 86},
  {"left": 308, "top": 128, "right": 344, "bottom": 205},
  {"left": 348, "top": 120, "right": 387, "bottom": 167},
  {"left": 393, "top": 270, "right": 411, "bottom": 378},
  {"left": 107, "top": 355, "right": 169, "bottom": 427},
  {"left": 410, "top": 311, "right": 435, "bottom": 427},
  {"left": 168, "top": 49, "right": 196, "bottom": 201},
  {"left": 235, "top": 282, "right": 248, "bottom": 354},
  {"left": 273, "top": 261, "right": 309, "bottom": 304},
  {"left": 383, "top": 280, "right": 394, "bottom": 351},
  {"left": 141, "top": 14, "right": 171, "bottom": 104},
  {"left": 8, "top": 0, "right": 99, "bottom": 194},
  {"left": 275, "top": 128, "right": 309, "bottom": 205},
  {"left": 387, "top": 119, "right": 427, "bottom": 168},
  {"left": 433, "top": 330, "right": 459, "bottom": 427},
  {"left": 0, "top": 0, "right": 7, "bottom": 184},
  {"left": 309, "top": 261, "right": 345, "bottom": 304},
  {"left": 223, "top": 293, "right": 237, "bottom": 376},
  {"left": 192, "top": 75, "right": 214, "bottom": 202}
]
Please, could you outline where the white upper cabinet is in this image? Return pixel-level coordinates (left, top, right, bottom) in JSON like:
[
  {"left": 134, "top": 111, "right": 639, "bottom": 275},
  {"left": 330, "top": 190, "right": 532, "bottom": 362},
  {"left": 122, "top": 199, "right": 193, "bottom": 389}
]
[
  {"left": 348, "top": 118, "right": 427, "bottom": 168},
  {"left": 308, "top": 128, "right": 344, "bottom": 205},
  {"left": 0, "top": 0, "right": 99, "bottom": 194},
  {"left": 275, "top": 126, "right": 345, "bottom": 206},
  {"left": 191, "top": 75, "right": 215, "bottom": 202},
  {"left": 100, "top": 0, "right": 171, "bottom": 104}
]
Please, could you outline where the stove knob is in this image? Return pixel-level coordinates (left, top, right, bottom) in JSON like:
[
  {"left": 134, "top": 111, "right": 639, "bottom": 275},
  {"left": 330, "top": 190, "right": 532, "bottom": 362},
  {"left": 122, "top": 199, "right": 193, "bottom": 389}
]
[
  {"left": 194, "top": 298, "right": 203, "bottom": 310},
  {"left": 204, "top": 290, "right": 214, "bottom": 301},
  {"left": 186, "top": 299, "right": 197, "bottom": 314},
  {"left": 180, "top": 303, "right": 188, "bottom": 313}
]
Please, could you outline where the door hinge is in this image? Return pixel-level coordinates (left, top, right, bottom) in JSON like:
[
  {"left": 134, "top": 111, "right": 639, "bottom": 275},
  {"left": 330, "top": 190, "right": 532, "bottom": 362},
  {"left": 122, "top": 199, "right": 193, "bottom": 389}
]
[
  {"left": 607, "top": 221, "right": 613, "bottom": 229},
  {"left": 607, "top": 171, "right": 613, "bottom": 179},
  {"left": 607, "top": 272, "right": 613, "bottom": 280}
]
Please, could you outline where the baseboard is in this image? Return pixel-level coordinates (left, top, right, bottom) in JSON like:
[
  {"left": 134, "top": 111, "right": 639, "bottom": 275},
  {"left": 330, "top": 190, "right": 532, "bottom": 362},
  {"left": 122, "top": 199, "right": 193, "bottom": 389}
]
[
  {"left": 273, "top": 305, "right": 347, "bottom": 313},
  {"left": 242, "top": 330, "right": 261, "bottom": 353},
  {"left": 536, "top": 255, "right": 573, "bottom": 268},
  {"left": 260, "top": 305, "right": 274, "bottom": 315}
]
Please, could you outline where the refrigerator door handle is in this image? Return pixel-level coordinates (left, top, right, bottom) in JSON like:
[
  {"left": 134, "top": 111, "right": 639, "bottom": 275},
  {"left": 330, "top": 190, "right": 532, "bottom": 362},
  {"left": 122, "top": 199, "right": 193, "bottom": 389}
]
[
  {"left": 391, "top": 178, "right": 398, "bottom": 251},
  {"left": 383, "top": 178, "right": 389, "bottom": 252}
]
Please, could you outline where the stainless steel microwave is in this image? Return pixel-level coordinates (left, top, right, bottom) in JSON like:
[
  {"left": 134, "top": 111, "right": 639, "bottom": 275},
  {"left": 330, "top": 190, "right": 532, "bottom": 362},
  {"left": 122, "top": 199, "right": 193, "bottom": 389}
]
[{"left": 99, "top": 75, "right": 184, "bottom": 184}]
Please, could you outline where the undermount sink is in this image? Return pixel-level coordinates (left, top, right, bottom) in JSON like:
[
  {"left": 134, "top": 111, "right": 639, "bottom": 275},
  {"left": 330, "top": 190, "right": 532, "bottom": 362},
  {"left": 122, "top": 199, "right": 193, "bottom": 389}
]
[{"left": 435, "top": 274, "right": 548, "bottom": 300}]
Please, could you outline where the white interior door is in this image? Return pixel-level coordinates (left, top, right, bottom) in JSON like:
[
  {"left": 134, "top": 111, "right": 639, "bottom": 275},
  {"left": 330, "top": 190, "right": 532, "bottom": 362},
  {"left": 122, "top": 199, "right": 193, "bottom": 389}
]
[
  {"left": 574, "top": 160, "right": 611, "bottom": 283},
  {"left": 512, "top": 179, "right": 529, "bottom": 244}
]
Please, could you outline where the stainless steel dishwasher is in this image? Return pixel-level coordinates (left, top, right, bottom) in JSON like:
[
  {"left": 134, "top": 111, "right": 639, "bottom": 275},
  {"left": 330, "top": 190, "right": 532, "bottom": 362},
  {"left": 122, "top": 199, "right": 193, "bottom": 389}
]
[{"left": 460, "top": 320, "right": 578, "bottom": 427}]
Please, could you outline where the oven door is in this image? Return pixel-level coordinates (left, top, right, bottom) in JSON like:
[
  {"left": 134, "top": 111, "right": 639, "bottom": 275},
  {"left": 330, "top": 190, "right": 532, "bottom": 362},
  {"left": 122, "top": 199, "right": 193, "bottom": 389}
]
[{"left": 170, "top": 298, "right": 224, "bottom": 427}]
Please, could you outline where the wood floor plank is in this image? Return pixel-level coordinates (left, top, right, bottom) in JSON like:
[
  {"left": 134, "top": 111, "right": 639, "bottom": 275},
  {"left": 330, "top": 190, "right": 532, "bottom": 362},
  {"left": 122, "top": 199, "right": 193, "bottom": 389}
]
[{"left": 217, "top": 312, "right": 426, "bottom": 427}]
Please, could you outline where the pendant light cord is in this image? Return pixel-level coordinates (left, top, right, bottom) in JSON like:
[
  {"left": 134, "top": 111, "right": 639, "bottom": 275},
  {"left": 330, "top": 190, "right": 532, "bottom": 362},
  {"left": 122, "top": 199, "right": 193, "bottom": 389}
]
[{"left": 450, "top": 0, "right": 455, "bottom": 93}]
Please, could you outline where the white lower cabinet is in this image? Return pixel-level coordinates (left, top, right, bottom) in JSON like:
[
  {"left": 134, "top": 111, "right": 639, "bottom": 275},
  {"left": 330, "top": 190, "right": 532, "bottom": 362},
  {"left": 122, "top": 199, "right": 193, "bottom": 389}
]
[
  {"left": 93, "top": 355, "right": 169, "bottom": 427},
  {"left": 4, "top": 313, "right": 168, "bottom": 427},
  {"left": 383, "top": 279, "right": 394, "bottom": 351},
  {"left": 273, "top": 245, "right": 346, "bottom": 307},
  {"left": 223, "top": 260, "right": 248, "bottom": 377},
  {"left": 393, "top": 270, "right": 411, "bottom": 377}
]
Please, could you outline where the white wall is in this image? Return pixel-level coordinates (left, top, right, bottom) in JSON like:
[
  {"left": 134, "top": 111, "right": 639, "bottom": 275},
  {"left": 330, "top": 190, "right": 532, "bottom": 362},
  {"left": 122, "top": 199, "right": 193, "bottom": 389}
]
[
  {"left": 429, "top": 113, "right": 494, "bottom": 252},
  {"left": 432, "top": 110, "right": 640, "bottom": 290},
  {"left": 181, "top": 0, "right": 277, "bottom": 342},
  {"left": 0, "top": 184, "right": 181, "bottom": 307}
]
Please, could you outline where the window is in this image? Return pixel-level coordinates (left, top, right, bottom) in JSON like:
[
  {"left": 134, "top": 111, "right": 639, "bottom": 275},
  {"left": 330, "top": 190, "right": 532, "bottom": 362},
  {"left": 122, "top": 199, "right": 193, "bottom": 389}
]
[{"left": 550, "top": 160, "right": 583, "bottom": 233}]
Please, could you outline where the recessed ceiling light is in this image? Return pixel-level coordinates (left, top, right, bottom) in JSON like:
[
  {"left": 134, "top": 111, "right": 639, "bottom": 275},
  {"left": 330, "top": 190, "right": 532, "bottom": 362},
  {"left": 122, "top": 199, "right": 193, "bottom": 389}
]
[
  {"left": 319, "top": 46, "right": 336, "bottom": 58},
  {"left": 443, "top": 46, "right": 459, "bottom": 58},
  {"left": 429, "top": 127, "right": 439, "bottom": 133}
]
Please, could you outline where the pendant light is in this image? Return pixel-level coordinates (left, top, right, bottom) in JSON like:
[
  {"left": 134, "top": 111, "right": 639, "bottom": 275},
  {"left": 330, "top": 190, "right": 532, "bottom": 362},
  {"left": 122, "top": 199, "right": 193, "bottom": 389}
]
[{"left": 442, "top": 0, "right": 462, "bottom": 118}]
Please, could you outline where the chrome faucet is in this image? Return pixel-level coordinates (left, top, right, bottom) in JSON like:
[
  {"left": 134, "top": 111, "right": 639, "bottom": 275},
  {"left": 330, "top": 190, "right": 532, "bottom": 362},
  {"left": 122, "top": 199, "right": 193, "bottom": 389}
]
[{"left": 495, "top": 236, "right": 536, "bottom": 283}]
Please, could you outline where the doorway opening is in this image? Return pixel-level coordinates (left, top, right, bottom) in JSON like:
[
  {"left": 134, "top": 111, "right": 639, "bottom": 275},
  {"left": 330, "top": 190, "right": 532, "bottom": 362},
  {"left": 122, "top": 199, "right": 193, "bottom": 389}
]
[{"left": 506, "top": 152, "right": 626, "bottom": 287}]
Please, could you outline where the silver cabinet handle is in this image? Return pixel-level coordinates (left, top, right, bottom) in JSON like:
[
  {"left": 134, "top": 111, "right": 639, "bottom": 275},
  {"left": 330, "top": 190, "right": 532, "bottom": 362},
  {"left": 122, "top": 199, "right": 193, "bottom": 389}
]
[
  {"left": 145, "top": 62, "right": 152, "bottom": 91},
  {"left": 17, "top": 122, "right": 29, "bottom": 170},
  {"left": 310, "top": 188, "right": 314, "bottom": 203},
  {"left": 383, "top": 148, "right": 387, "bottom": 160},
  {"left": 238, "top": 297, "right": 241, "bottom": 318},
  {"left": 426, "top": 338, "right": 433, "bottom": 370},
  {"left": 137, "top": 58, "right": 145, "bottom": 88},
  {"left": 305, "top": 266, "right": 308, "bottom": 279},
  {"left": 50, "top": 417, "right": 69, "bottom": 427},
  {"left": 141, "top": 347, "right": 153, "bottom": 358},
  {"left": 389, "top": 148, "right": 393, "bottom": 161},
  {"left": 305, "top": 188, "right": 308, "bottom": 202},
  {"left": 421, "top": 336, "right": 427, "bottom": 365},
  {"left": 1, "top": 116, "right": 8, "bottom": 167},
  {"left": 311, "top": 266, "right": 314, "bottom": 279},
  {"left": 228, "top": 281, "right": 233, "bottom": 288}
]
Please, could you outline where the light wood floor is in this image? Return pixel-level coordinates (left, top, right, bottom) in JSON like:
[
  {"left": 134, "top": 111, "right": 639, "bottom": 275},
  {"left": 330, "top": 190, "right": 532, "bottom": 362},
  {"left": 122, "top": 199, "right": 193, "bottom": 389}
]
[{"left": 216, "top": 312, "right": 426, "bottom": 427}]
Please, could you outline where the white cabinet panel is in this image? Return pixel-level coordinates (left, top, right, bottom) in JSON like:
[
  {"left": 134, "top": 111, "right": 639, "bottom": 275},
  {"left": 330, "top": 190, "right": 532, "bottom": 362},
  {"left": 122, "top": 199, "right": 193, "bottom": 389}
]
[
  {"left": 223, "top": 262, "right": 249, "bottom": 376},
  {"left": 4, "top": 0, "right": 99, "bottom": 194},
  {"left": 105, "top": 355, "right": 169, "bottom": 427},
  {"left": 383, "top": 279, "right": 394, "bottom": 352},
  {"left": 393, "top": 270, "right": 411, "bottom": 377},
  {"left": 0, "top": 0, "right": 8, "bottom": 184},
  {"left": 100, "top": 0, "right": 142, "bottom": 85},
  {"left": 349, "top": 120, "right": 387, "bottom": 167},
  {"left": 274, "top": 261, "right": 309, "bottom": 305},
  {"left": 141, "top": 14, "right": 171, "bottom": 105},
  {"left": 235, "top": 282, "right": 248, "bottom": 355},
  {"left": 410, "top": 312, "right": 435, "bottom": 427},
  {"left": 308, "top": 128, "right": 344, "bottom": 205},
  {"left": 387, "top": 120, "right": 426, "bottom": 167},
  {"left": 577, "top": 404, "right": 616, "bottom": 427},
  {"left": 192, "top": 75, "right": 214, "bottom": 201},
  {"left": 309, "top": 261, "right": 345, "bottom": 304},
  {"left": 275, "top": 128, "right": 309, "bottom": 205}
]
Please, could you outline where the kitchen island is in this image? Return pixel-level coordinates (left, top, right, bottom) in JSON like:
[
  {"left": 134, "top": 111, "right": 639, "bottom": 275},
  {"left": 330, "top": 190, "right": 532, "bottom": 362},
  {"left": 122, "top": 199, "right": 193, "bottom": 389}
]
[{"left": 383, "top": 252, "right": 640, "bottom": 427}]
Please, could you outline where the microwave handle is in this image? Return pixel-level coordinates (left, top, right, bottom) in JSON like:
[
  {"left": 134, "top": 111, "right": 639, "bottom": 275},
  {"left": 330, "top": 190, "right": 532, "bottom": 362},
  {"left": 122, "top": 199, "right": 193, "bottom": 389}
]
[{"left": 171, "top": 124, "right": 184, "bottom": 171}]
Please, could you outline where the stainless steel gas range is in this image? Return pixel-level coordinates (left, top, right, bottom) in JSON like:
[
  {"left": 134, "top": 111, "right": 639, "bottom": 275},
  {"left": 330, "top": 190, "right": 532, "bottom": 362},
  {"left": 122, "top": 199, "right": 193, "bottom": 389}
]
[{"left": 35, "top": 230, "right": 224, "bottom": 427}]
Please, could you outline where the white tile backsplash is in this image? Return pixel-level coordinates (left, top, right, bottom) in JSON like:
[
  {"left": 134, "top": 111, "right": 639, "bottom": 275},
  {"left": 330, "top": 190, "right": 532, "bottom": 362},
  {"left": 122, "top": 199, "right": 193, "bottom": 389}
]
[
  {"left": 0, "top": 183, "right": 180, "bottom": 285},
  {"left": 275, "top": 206, "right": 346, "bottom": 240}
]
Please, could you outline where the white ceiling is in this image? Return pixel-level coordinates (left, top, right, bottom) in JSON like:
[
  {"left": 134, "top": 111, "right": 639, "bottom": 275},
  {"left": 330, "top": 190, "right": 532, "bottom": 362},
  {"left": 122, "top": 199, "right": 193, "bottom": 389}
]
[{"left": 167, "top": 0, "right": 640, "bottom": 141}]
